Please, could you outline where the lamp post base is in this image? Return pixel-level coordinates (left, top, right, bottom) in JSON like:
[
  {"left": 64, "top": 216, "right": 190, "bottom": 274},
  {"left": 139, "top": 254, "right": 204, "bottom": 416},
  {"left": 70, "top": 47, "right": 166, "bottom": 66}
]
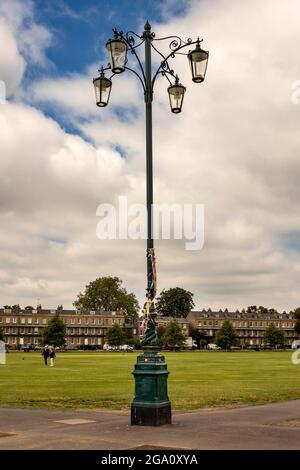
[
  {"left": 131, "top": 349, "right": 172, "bottom": 426},
  {"left": 131, "top": 402, "right": 171, "bottom": 426}
]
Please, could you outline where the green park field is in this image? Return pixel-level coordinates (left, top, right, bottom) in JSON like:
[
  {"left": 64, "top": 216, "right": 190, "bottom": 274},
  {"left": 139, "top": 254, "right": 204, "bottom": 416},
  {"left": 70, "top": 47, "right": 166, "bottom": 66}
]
[{"left": 0, "top": 351, "right": 299, "bottom": 410}]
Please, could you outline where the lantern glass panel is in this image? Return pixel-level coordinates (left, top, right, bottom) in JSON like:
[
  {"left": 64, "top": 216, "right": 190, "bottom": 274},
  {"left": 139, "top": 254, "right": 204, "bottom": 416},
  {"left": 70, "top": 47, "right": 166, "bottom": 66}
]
[
  {"left": 93, "top": 75, "right": 112, "bottom": 107},
  {"left": 168, "top": 84, "right": 186, "bottom": 113},
  {"left": 189, "top": 48, "right": 208, "bottom": 83},
  {"left": 107, "top": 40, "right": 127, "bottom": 73}
]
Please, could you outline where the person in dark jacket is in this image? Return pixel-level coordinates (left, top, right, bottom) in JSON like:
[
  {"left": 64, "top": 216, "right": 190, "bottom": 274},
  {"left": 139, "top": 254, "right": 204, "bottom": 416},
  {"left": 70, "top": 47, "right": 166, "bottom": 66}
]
[{"left": 42, "top": 345, "right": 49, "bottom": 366}]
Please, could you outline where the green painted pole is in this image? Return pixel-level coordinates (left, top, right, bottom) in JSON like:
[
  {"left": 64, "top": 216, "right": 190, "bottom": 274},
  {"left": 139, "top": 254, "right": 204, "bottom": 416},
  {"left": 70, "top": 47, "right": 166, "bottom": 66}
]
[
  {"left": 131, "top": 21, "right": 171, "bottom": 426},
  {"left": 144, "top": 20, "right": 153, "bottom": 258}
]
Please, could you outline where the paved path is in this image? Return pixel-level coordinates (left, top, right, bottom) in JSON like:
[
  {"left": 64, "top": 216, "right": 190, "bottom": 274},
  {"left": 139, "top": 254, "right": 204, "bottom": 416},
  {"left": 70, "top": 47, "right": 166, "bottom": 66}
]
[{"left": 0, "top": 400, "right": 300, "bottom": 450}]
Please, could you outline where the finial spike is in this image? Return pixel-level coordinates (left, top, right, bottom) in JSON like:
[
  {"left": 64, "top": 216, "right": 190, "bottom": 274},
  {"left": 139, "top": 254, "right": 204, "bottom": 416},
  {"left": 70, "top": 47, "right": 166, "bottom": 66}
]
[{"left": 144, "top": 20, "right": 151, "bottom": 30}]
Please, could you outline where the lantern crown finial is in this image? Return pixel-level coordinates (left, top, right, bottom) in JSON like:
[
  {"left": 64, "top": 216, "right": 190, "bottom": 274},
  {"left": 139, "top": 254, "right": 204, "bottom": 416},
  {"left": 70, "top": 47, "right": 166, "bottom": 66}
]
[{"left": 144, "top": 20, "right": 151, "bottom": 31}]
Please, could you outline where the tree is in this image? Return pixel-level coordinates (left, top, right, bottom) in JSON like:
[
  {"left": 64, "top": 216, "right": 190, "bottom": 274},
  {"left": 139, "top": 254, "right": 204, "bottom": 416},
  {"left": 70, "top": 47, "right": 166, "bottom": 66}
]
[
  {"left": 216, "top": 320, "right": 240, "bottom": 350},
  {"left": 156, "top": 287, "right": 194, "bottom": 318},
  {"left": 263, "top": 323, "right": 285, "bottom": 348},
  {"left": 41, "top": 315, "right": 66, "bottom": 347},
  {"left": 106, "top": 324, "right": 125, "bottom": 347},
  {"left": 294, "top": 308, "right": 300, "bottom": 336},
  {"left": 156, "top": 325, "right": 166, "bottom": 339},
  {"left": 294, "top": 308, "right": 300, "bottom": 319},
  {"left": 246, "top": 305, "right": 278, "bottom": 314},
  {"left": 161, "top": 321, "right": 186, "bottom": 350},
  {"left": 0, "top": 325, "right": 4, "bottom": 342},
  {"left": 74, "top": 276, "right": 139, "bottom": 323},
  {"left": 258, "top": 306, "right": 268, "bottom": 314},
  {"left": 199, "top": 339, "right": 207, "bottom": 349},
  {"left": 189, "top": 326, "right": 208, "bottom": 348},
  {"left": 246, "top": 306, "right": 258, "bottom": 313},
  {"left": 268, "top": 307, "right": 278, "bottom": 314}
]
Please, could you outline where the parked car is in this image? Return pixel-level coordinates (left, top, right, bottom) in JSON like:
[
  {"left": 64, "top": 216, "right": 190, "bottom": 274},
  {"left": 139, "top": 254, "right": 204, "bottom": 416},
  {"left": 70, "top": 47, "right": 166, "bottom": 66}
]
[
  {"left": 292, "top": 340, "right": 300, "bottom": 349},
  {"left": 20, "top": 344, "right": 31, "bottom": 352},
  {"left": 230, "top": 345, "right": 242, "bottom": 351},
  {"left": 64, "top": 345, "right": 79, "bottom": 351},
  {"left": 119, "top": 344, "right": 134, "bottom": 352},
  {"left": 260, "top": 345, "right": 273, "bottom": 350},
  {"left": 103, "top": 344, "right": 117, "bottom": 351},
  {"left": 83, "top": 345, "right": 98, "bottom": 350},
  {"left": 207, "top": 343, "right": 221, "bottom": 350},
  {"left": 246, "top": 345, "right": 260, "bottom": 351}
]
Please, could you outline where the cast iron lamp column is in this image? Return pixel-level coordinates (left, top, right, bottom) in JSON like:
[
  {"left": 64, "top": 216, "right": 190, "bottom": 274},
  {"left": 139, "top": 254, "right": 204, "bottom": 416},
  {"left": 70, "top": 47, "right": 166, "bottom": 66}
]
[{"left": 93, "top": 21, "right": 208, "bottom": 426}]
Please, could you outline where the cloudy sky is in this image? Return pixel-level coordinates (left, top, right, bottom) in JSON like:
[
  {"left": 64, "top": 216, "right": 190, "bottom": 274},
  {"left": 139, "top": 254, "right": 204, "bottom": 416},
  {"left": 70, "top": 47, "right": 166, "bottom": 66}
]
[{"left": 0, "top": 0, "right": 300, "bottom": 312}]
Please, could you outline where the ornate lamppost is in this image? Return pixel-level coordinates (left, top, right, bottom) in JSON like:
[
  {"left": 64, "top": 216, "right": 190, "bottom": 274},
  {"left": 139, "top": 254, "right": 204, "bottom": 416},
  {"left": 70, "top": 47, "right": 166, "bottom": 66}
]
[{"left": 93, "top": 21, "right": 208, "bottom": 426}]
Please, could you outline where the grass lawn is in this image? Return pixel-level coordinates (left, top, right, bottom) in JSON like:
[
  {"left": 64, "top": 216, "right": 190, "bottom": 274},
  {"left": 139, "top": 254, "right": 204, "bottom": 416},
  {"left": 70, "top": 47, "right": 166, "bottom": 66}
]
[{"left": 0, "top": 350, "right": 299, "bottom": 410}]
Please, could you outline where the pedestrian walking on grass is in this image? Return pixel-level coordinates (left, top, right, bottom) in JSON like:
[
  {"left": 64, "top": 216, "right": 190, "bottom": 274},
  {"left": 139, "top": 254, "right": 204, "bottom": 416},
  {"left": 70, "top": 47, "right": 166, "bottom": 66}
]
[
  {"left": 49, "top": 346, "right": 56, "bottom": 367},
  {"left": 42, "top": 345, "right": 49, "bottom": 366}
]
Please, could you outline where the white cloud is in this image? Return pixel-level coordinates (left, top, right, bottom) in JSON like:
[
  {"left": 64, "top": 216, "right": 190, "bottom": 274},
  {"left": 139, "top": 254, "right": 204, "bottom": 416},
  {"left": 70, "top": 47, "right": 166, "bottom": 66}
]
[
  {"left": 0, "top": 17, "right": 25, "bottom": 95},
  {"left": 0, "top": 0, "right": 52, "bottom": 96},
  {"left": 1, "top": 0, "right": 300, "bottom": 311},
  {"left": 0, "top": 0, "right": 52, "bottom": 66}
]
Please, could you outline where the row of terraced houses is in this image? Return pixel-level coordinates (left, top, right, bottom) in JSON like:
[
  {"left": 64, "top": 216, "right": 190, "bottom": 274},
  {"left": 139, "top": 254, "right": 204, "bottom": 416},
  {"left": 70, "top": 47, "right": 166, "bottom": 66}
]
[{"left": 0, "top": 305, "right": 298, "bottom": 348}]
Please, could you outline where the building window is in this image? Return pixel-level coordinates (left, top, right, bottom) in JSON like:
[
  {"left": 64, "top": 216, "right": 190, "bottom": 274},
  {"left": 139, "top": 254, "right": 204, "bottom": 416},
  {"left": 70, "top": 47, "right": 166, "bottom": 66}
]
[
  {"left": 42, "top": 319, "right": 46, "bottom": 324},
  {"left": 12, "top": 317, "right": 17, "bottom": 324},
  {"left": 6, "top": 318, "right": 10, "bottom": 324},
  {"left": 28, "top": 318, "right": 32, "bottom": 324}
]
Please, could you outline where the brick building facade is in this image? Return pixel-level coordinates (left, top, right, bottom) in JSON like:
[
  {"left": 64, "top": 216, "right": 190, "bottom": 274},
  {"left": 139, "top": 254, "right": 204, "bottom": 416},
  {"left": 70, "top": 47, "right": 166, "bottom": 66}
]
[
  {"left": 0, "top": 306, "right": 130, "bottom": 349},
  {"left": 187, "top": 310, "right": 297, "bottom": 346}
]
